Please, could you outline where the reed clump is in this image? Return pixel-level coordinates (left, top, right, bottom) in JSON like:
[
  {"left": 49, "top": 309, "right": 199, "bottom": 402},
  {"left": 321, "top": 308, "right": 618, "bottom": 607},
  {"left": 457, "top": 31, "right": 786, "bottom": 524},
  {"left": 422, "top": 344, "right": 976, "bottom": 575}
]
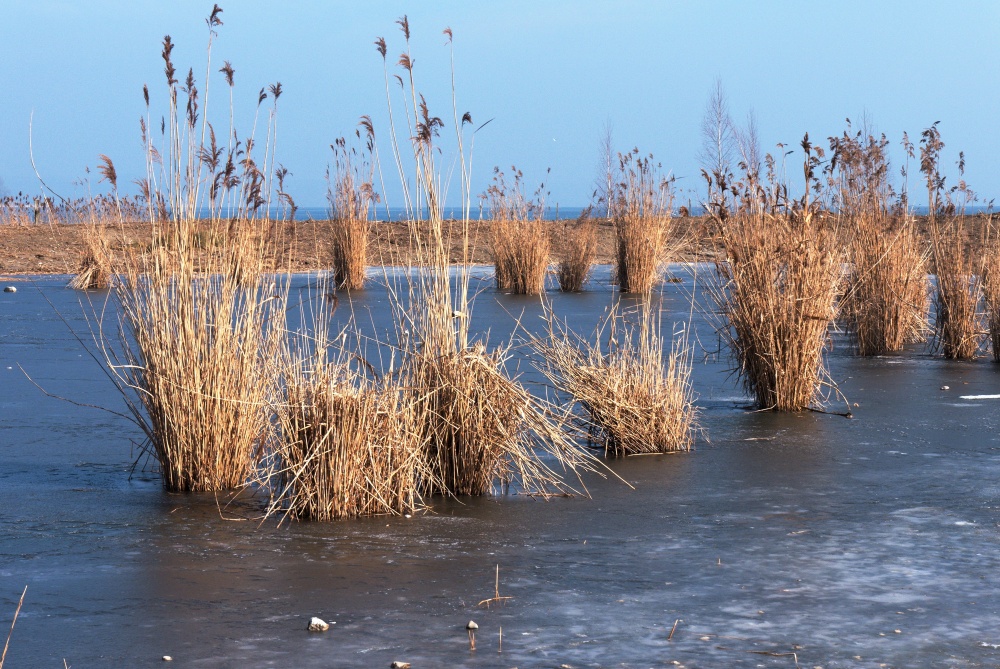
[
  {"left": 377, "top": 19, "right": 594, "bottom": 497},
  {"left": 612, "top": 149, "right": 673, "bottom": 295},
  {"left": 537, "top": 304, "right": 696, "bottom": 455},
  {"left": 829, "top": 124, "right": 929, "bottom": 354},
  {"left": 270, "top": 310, "right": 426, "bottom": 520},
  {"left": 921, "top": 123, "right": 984, "bottom": 360},
  {"left": 485, "top": 166, "right": 549, "bottom": 294},
  {"left": 557, "top": 208, "right": 597, "bottom": 292},
  {"left": 981, "top": 216, "right": 1000, "bottom": 362},
  {"left": 328, "top": 135, "right": 378, "bottom": 290},
  {"left": 105, "top": 9, "right": 290, "bottom": 492},
  {"left": 710, "top": 135, "right": 841, "bottom": 411},
  {"left": 70, "top": 217, "right": 114, "bottom": 290}
]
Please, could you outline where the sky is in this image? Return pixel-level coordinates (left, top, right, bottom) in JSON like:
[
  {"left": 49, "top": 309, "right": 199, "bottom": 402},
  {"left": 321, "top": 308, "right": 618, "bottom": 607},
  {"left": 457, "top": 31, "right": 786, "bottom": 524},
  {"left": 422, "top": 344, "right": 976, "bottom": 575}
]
[{"left": 1, "top": 1, "right": 998, "bottom": 210}]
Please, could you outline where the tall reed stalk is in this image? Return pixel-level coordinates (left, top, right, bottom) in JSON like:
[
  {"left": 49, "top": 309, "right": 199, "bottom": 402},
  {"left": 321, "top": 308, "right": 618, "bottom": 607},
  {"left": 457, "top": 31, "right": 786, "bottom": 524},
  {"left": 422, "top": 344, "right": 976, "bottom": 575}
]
[
  {"left": 921, "top": 123, "right": 984, "bottom": 360},
  {"left": 376, "top": 19, "right": 594, "bottom": 496}
]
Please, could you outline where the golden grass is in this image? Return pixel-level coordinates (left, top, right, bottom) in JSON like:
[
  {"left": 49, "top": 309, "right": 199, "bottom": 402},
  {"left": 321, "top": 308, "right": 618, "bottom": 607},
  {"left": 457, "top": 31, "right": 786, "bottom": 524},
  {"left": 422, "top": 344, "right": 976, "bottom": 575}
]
[
  {"left": 328, "top": 137, "right": 376, "bottom": 290},
  {"left": 537, "top": 303, "right": 696, "bottom": 455},
  {"left": 486, "top": 167, "right": 549, "bottom": 295},
  {"left": 982, "top": 216, "right": 1000, "bottom": 362},
  {"left": 69, "top": 217, "right": 114, "bottom": 290},
  {"left": 376, "top": 22, "right": 595, "bottom": 497},
  {"left": 110, "top": 219, "right": 284, "bottom": 492}
]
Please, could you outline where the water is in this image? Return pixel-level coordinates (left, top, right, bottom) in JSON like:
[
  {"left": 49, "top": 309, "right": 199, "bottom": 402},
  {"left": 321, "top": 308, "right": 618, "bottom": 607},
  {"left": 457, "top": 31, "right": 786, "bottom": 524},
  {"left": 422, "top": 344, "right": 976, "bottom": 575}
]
[{"left": 2, "top": 267, "right": 1000, "bottom": 668}]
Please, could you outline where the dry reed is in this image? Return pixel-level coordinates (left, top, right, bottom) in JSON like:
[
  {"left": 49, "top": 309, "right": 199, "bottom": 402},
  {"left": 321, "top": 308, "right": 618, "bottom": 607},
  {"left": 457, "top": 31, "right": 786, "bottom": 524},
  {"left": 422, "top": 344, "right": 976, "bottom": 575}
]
[
  {"left": 981, "top": 216, "right": 1000, "bottom": 361},
  {"left": 537, "top": 303, "right": 696, "bottom": 455},
  {"left": 613, "top": 149, "right": 673, "bottom": 294},
  {"left": 485, "top": 166, "right": 549, "bottom": 294},
  {"left": 829, "top": 124, "right": 929, "bottom": 354},
  {"left": 269, "top": 301, "right": 427, "bottom": 520},
  {"left": 69, "top": 217, "right": 114, "bottom": 290},
  {"left": 557, "top": 208, "right": 597, "bottom": 292},
  {"left": 710, "top": 136, "right": 841, "bottom": 411},
  {"left": 328, "top": 135, "right": 378, "bottom": 290},
  {"left": 102, "top": 10, "right": 290, "bottom": 492},
  {"left": 377, "top": 19, "right": 595, "bottom": 497},
  {"left": 921, "top": 123, "right": 984, "bottom": 360}
]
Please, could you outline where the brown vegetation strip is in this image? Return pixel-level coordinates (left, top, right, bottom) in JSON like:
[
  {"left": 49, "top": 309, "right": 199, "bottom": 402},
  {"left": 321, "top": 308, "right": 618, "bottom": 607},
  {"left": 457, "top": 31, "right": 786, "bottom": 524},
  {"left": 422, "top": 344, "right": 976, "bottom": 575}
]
[{"left": 0, "top": 216, "right": 713, "bottom": 276}]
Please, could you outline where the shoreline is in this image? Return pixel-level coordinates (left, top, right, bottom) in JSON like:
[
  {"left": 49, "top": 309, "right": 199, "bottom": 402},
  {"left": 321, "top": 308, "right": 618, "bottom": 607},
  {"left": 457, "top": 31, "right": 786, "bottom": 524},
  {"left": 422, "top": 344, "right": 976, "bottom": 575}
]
[{"left": 0, "top": 216, "right": 712, "bottom": 276}]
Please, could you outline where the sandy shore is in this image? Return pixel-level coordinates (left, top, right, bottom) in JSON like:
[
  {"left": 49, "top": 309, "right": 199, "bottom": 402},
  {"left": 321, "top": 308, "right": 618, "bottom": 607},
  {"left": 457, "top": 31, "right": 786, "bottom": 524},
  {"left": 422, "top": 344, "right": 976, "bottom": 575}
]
[{"left": 0, "top": 217, "right": 712, "bottom": 277}]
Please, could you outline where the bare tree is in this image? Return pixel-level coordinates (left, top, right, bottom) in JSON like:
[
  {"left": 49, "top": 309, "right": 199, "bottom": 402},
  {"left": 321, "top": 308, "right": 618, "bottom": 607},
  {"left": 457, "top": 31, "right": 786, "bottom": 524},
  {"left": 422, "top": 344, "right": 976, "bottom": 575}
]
[
  {"left": 593, "top": 119, "right": 615, "bottom": 218},
  {"left": 699, "top": 78, "right": 735, "bottom": 216},
  {"left": 733, "top": 109, "right": 762, "bottom": 211}
]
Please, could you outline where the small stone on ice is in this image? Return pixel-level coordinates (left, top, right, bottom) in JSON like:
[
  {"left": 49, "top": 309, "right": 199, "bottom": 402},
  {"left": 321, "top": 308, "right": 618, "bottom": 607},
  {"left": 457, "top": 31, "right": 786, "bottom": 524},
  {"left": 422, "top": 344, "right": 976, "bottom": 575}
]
[
  {"left": 3, "top": 286, "right": 15, "bottom": 293},
  {"left": 162, "top": 656, "right": 172, "bottom": 662},
  {"left": 941, "top": 385, "right": 950, "bottom": 390},
  {"left": 467, "top": 620, "right": 478, "bottom": 630},
  {"left": 308, "top": 617, "right": 331, "bottom": 632},
  {"left": 894, "top": 629, "right": 901, "bottom": 634},
  {"left": 390, "top": 663, "right": 411, "bottom": 669}
]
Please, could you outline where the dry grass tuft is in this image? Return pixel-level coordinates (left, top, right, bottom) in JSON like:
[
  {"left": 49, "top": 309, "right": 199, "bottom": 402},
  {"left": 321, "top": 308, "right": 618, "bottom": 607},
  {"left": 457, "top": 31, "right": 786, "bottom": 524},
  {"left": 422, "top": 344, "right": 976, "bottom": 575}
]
[
  {"left": 930, "top": 214, "right": 983, "bottom": 359},
  {"left": 921, "top": 123, "right": 984, "bottom": 360},
  {"left": 557, "top": 208, "right": 597, "bottom": 292},
  {"left": 485, "top": 166, "right": 549, "bottom": 294},
  {"left": 110, "top": 226, "right": 284, "bottom": 492},
  {"left": 375, "top": 23, "right": 595, "bottom": 496},
  {"left": 840, "top": 211, "right": 929, "bottom": 354},
  {"left": 612, "top": 149, "right": 673, "bottom": 294},
  {"left": 537, "top": 303, "right": 696, "bottom": 455}
]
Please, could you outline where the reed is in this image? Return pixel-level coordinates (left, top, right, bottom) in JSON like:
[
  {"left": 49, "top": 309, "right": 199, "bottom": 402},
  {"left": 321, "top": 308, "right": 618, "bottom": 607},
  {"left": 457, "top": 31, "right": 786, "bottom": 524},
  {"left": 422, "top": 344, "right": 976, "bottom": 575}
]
[
  {"left": 269, "top": 301, "right": 427, "bottom": 520},
  {"left": 613, "top": 149, "right": 673, "bottom": 294},
  {"left": 537, "top": 303, "right": 696, "bottom": 455},
  {"left": 921, "top": 123, "right": 984, "bottom": 360},
  {"left": 103, "top": 7, "right": 289, "bottom": 492},
  {"left": 829, "top": 124, "right": 929, "bottom": 354},
  {"left": 328, "top": 136, "right": 377, "bottom": 290},
  {"left": 377, "top": 19, "right": 594, "bottom": 496},
  {"left": 69, "top": 216, "right": 114, "bottom": 290},
  {"left": 485, "top": 166, "right": 549, "bottom": 294},
  {"left": 930, "top": 214, "right": 983, "bottom": 359},
  {"left": 710, "top": 136, "right": 841, "bottom": 411},
  {"left": 557, "top": 208, "right": 597, "bottom": 292},
  {"left": 981, "top": 216, "right": 1000, "bottom": 362}
]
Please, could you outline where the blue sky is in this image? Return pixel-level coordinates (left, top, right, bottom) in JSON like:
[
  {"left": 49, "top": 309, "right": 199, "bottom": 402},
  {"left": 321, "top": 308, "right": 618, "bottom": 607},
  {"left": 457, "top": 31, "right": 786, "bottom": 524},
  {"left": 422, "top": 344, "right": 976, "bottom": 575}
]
[{"left": 1, "top": 1, "right": 998, "bottom": 209}]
